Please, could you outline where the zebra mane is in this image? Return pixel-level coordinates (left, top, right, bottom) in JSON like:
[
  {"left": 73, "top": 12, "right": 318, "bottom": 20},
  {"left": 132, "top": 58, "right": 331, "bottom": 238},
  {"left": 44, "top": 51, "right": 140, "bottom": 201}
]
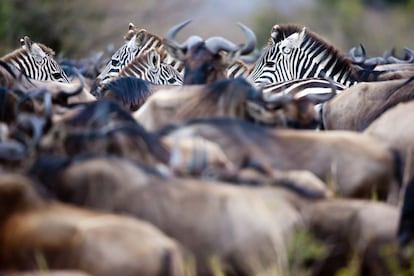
[
  {"left": 102, "top": 76, "right": 153, "bottom": 111},
  {"left": 271, "top": 24, "right": 354, "bottom": 72},
  {"left": 1, "top": 40, "right": 56, "bottom": 61}
]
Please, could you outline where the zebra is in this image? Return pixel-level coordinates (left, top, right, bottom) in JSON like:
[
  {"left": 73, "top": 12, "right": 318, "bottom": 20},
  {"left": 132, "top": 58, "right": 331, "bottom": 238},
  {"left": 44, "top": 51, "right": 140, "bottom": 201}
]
[
  {"left": 118, "top": 48, "right": 183, "bottom": 85},
  {"left": 248, "top": 24, "right": 359, "bottom": 88},
  {"left": 96, "top": 23, "right": 184, "bottom": 87},
  {"left": 1, "top": 36, "right": 69, "bottom": 83},
  {"left": 226, "top": 60, "right": 252, "bottom": 79},
  {"left": 261, "top": 77, "right": 344, "bottom": 103}
]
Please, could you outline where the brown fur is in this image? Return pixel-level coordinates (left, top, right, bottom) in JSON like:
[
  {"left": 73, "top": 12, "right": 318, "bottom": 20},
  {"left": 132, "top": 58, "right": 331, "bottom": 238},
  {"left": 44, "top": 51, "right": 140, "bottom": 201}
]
[
  {"left": 33, "top": 154, "right": 403, "bottom": 275},
  {"left": 303, "top": 199, "right": 399, "bottom": 275},
  {"left": 365, "top": 100, "right": 414, "bottom": 187},
  {"left": 0, "top": 174, "right": 186, "bottom": 276},
  {"left": 133, "top": 79, "right": 256, "bottom": 131},
  {"left": 1, "top": 42, "right": 55, "bottom": 61},
  {"left": 35, "top": 156, "right": 305, "bottom": 275},
  {"left": 160, "top": 118, "right": 398, "bottom": 201},
  {"left": 323, "top": 77, "right": 414, "bottom": 131}
]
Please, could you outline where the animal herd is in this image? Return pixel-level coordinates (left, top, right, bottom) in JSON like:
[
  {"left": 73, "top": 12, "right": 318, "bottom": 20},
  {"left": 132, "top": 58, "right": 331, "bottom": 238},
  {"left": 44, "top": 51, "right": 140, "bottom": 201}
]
[{"left": 1, "top": 19, "right": 414, "bottom": 275}]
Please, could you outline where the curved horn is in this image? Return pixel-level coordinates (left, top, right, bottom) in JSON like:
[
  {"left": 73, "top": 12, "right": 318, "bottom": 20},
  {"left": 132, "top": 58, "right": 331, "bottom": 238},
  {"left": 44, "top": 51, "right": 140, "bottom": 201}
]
[
  {"left": 205, "top": 37, "right": 239, "bottom": 54},
  {"left": 165, "top": 19, "right": 192, "bottom": 49},
  {"left": 403, "top": 47, "right": 414, "bottom": 63},
  {"left": 204, "top": 23, "right": 256, "bottom": 55},
  {"left": 237, "top": 22, "right": 257, "bottom": 55},
  {"left": 349, "top": 44, "right": 366, "bottom": 64}
]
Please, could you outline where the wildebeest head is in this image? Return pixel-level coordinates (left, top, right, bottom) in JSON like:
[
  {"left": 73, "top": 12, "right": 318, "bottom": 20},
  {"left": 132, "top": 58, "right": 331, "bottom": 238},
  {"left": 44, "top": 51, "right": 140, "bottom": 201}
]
[{"left": 163, "top": 20, "right": 256, "bottom": 84}]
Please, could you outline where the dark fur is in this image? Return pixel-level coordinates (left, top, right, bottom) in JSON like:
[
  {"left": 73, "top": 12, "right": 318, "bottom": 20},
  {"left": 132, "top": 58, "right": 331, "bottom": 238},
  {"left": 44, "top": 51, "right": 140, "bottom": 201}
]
[
  {"left": 177, "top": 77, "right": 260, "bottom": 119},
  {"left": 101, "top": 77, "right": 153, "bottom": 111},
  {"left": 398, "top": 176, "right": 414, "bottom": 246}
]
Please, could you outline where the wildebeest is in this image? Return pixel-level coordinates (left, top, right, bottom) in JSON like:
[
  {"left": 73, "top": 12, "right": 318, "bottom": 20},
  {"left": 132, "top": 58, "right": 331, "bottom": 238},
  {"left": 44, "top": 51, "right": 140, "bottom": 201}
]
[
  {"left": 322, "top": 76, "right": 414, "bottom": 131},
  {"left": 364, "top": 100, "right": 414, "bottom": 186},
  {"left": 30, "top": 154, "right": 303, "bottom": 275},
  {"left": 30, "top": 153, "right": 405, "bottom": 275},
  {"left": 131, "top": 77, "right": 322, "bottom": 130},
  {"left": 163, "top": 20, "right": 256, "bottom": 85},
  {"left": 302, "top": 199, "right": 400, "bottom": 275},
  {"left": 39, "top": 99, "right": 170, "bottom": 169},
  {"left": 0, "top": 174, "right": 186, "bottom": 276},
  {"left": 158, "top": 117, "right": 401, "bottom": 201}
]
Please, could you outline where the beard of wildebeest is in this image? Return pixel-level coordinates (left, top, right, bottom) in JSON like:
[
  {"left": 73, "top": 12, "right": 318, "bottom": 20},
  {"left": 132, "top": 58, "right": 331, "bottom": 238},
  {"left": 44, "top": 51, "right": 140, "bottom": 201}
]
[{"left": 182, "top": 42, "right": 229, "bottom": 84}]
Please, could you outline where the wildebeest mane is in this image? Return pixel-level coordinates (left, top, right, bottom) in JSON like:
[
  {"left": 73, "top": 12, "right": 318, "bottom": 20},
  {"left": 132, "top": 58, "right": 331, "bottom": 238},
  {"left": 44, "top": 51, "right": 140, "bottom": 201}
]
[
  {"left": 101, "top": 77, "right": 154, "bottom": 111},
  {"left": 68, "top": 99, "right": 136, "bottom": 127},
  {"left": 176, "top": 77, "right": 258, "bottom": 120}
]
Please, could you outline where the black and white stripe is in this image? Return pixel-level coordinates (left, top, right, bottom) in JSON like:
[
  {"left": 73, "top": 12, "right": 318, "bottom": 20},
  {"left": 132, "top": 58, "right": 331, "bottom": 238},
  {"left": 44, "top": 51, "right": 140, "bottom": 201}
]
[
  {"left": 1, "top": 36, "right": 69, "bottom": 83},
  {"left": 97, "top": 28, "right": 184, "bottom": 86},
  {"left": 118, "top": 49, "right": 183, "bottom": 85},
  {"left": 261, "top": 77, "right": 344, "bottom": 103},
  {"left": 248, "top": 25, "right": 358, "bottom": 87},
  {"left": 226, "top": 60, "right": 251, "bottom": 79}
]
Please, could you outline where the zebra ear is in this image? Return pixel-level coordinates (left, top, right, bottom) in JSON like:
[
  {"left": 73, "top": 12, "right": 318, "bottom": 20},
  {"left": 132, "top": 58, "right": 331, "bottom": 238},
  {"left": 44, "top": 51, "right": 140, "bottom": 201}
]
[
  {"left": 299, "top": 27, "right": 306, "bottom": 42},
  {"left": 124, "top": 23, "right": 137, "bottom": 41},
  {"left": 135, "top": 30, "right": 147, "bottom": 46},
  {"left": 270, "top": 25, "right": 281, "bottom": 45},
  {"left": 30, "top": 43, "right": 47, "bottom": 63}
]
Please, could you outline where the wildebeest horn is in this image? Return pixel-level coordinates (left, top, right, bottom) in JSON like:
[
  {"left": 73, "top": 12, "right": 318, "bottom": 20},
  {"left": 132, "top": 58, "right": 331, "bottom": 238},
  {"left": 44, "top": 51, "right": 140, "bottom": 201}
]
[
  {"left": 237, "top": 22, "right": 256, "bottom": 55},
  {"left": 205, "top": 23, "right": 256, "bottom": 55},
  {"left": 349, "top": 44, "right": 366, "bottom": 64},
  {"left": 403, "top": 47, "right": 414, "bottom": 62},
  {"left": 205, "top": 37, "right": 239, "bottom": 54},
  {"left": 165, "top": 19, "right": 193, "bottom": 50}
]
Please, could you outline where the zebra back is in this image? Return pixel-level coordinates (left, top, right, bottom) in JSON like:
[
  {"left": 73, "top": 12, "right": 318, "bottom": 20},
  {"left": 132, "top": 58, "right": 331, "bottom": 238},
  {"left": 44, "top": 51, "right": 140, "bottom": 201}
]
[
  {"left": 97, "top": 23, "right": 183, "bottom": 86},
  {"left": 118, "top": 49, "right": 183, "bottom": 85},
  {"left": 248, "top": 24, "right": 359, "bottom": 87},
  {"left": 261, "top": 77, "right": 345, "bottom": 103},
  {"left": 1, "top": 36, "right": 69, "bottom": 83}
]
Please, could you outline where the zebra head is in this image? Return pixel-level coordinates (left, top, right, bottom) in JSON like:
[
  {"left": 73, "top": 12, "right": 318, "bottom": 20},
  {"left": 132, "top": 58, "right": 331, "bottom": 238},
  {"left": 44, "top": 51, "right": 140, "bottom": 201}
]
[
  {"left": 163, "top": 20, "right": 256, "bottom": 84},
  {"left": 96, "top": 29, "right": 149, "bottom": 86},
  {"left": 248, "top": 24, "right": 357, "bottom": 87},
  {"left": 1, "top": 36, "right": 69, "bottom": 83},
  {"left": 119, "top": 48, "right": 183, "bottom": 85}
]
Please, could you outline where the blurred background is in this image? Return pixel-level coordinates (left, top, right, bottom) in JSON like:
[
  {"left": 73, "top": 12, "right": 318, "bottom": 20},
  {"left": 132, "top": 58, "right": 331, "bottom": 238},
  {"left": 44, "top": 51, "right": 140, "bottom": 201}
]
[{"left": 1, "top": 0, "right": 413, "bottom": 58}]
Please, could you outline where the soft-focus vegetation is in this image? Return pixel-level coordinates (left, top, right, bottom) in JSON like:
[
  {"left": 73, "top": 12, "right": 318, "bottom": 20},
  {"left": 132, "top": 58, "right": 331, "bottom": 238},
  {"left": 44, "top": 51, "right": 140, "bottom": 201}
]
[
  {"left": 251, "top": 0, "right": 414, "bottom": 55},
  {"left": 1, "top": 0, "right": 412, "bottom": 57},
  {"left": 0, "top": 0, "right": 106, "bottom": 57}
]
